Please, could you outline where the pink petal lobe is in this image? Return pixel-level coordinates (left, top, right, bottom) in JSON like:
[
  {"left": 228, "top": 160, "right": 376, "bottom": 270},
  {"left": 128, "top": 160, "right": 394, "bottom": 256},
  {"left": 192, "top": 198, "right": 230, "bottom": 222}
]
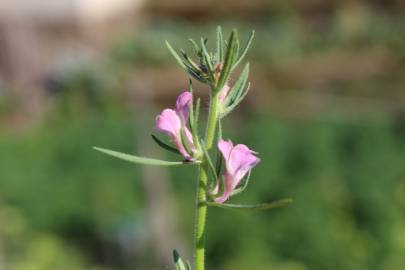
[
  {"left": 228, "top": 144, "right": 260, "bottom": 184},
  {"left": 218, "top": 139, "right": 233, "bottom": 163},
  {"left": 175, "top": 91, "right": 192, "bottom": 123},
  {"left": 155, "top": 109, "right": 182, "bottom": 138}
]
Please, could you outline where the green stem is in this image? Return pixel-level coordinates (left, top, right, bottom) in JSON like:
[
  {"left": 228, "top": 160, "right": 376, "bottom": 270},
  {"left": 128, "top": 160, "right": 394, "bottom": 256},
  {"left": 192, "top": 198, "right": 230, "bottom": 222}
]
[
  {"left": 194, "top": 165, "right": 208, "bottom": 270},
  {"left": 205, "top": 93, "right": 219, "bottom": 149},
  {"left": 194, "top": 92, "right": 219, "bottom": 270}
]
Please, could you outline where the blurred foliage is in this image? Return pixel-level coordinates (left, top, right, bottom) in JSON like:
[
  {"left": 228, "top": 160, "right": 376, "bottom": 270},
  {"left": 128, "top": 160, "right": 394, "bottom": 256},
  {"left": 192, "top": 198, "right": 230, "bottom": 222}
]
[
  {"left": 1, "top": 86, "right": 405, "bottom": 269},
  {"left": 1, "top": 2, "right": 405, "bottom": 270}
]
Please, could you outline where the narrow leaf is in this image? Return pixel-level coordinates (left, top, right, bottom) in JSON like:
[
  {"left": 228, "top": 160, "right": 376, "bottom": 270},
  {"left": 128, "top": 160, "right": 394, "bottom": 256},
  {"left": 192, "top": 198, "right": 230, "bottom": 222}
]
[
  {"left": 206, "top": 198, "right": 293, "bottom": 211},
  {"left": 180, "top": 128, "right": 193, "bottom": 157},
  {"left": 94, "top": 147, "right": 191, "bottom": 166},
  {"left": 188, "top": 38, "right": 200, "bottom": 55},
  {"left": 215, "top": 145, "right": 223, "bottom": 177},
  {"left": 200, "top": 141, "right": 218, "bottom": 183},
  {"left": 216, "top": 29, "right": 239, "bottom": 92},
  {"left": 191, "top": 98, "right": 201, "bottom": 149},
  {"left": 234, "top": 81, "right": 250, "bottom": 103},
  {"left": 181, "top": 50, "right": 201, "bottom": 72},
  {"left": 188, "top": 83, "right": 200, "bottom": 150},
  {"left": 216, "top": 26, "right": 224, "bottom": 63},
  {"left": 188, "top": 80, "right": 194, "bottom": 126},
  {"left": 194, "top": 98, "right": 201, "bottom": 126},
  {"left": 186, "top": 261, "right": 192, "bottom": 270},
  {"left": 186, "top": 67, "right": 207, "bottom": 83},
  {"left": 151, "top": 135, "right": 180, "bottom": 155},
  {"left": 173, "top": 250, "right": 187, "bottom": 270},
  {"left": 200, "top": 38, "right": 215, "bottom": 84},
  {"left": 221, "top": 83, "right": 251, "bottom": 118},
  {"left": 217, "top": 119, "right": 223, "bottom": 140},
  {"left": 232, "top": 30, "right": 255, "bottom": 70},
  {"left": 224, "top": 62, "right": 249, "bottom": 107},
  {"left": 200, "top": 38, "right": 213, "bottom": 70},
  {"left": 166, "top": 41, "right": 186, "bottom": 69}
]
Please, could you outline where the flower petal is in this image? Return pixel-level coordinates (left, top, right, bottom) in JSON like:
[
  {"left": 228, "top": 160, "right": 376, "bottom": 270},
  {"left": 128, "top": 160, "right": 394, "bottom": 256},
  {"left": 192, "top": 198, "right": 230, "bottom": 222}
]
[
  {"left": 175, "top": 91, "right": 192, "bottom": 123},
  {"left": 229, "top": 144, "right": 260, "bottom": 181},
  {"left": 218, "top": 139, "right": 233, "bottom": 162},
  {"left": 155, "top": 109, "right": 181, "bottom": 138},
  {"left": 215, "top": 173, "right": 235, "bottom": 203}
]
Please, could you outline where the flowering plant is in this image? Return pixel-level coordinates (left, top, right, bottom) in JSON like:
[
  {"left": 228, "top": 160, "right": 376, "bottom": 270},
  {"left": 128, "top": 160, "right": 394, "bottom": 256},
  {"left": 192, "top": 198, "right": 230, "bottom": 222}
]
[{"left": 95, "top": 27, "right": 291, "bottom": 270}]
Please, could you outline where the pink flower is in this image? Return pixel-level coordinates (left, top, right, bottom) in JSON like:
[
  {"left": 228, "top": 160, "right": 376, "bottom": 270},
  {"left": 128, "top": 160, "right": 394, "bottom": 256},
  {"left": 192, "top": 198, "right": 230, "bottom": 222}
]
[
  {"left": 155, "top": 92, "right": 195, "bottom": 160},
  {"left": 215, "top": 139, "right": 260, "bottom": 203},
  {"left": 218, "top": 84, "right": 230, "bottom": 103}
]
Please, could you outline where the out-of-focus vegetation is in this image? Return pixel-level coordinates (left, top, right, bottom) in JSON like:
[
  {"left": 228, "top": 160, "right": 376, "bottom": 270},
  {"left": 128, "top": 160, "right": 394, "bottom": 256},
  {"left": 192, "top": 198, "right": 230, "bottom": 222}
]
[{"left": 1, "top": 2, "right": 405, "bottom": 270}]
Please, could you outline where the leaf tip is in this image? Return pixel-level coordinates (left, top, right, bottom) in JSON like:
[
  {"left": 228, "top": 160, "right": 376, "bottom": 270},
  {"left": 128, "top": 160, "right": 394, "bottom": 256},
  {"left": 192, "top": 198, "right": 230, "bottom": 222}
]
[{"left": 172, "top": 249, "right": 180, "bottom": 262}]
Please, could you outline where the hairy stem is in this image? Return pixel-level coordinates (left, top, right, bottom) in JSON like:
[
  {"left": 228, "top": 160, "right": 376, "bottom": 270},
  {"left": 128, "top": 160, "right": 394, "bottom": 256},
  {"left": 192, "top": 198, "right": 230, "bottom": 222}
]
[
  {"left": 194, "top": 92, "right": 219, "bottom": 270},
  {"left": 194, "top": 165, "right": 208, "bottom": 270},
  {"left": 205, "top": 93, "right": 219, "bottom": 149}
]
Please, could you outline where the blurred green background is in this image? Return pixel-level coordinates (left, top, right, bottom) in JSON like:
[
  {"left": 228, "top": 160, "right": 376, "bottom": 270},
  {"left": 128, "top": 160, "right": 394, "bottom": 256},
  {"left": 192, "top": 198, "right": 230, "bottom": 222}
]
[{"left": 1, "top": 1, "right": 405, "bottom": 269}]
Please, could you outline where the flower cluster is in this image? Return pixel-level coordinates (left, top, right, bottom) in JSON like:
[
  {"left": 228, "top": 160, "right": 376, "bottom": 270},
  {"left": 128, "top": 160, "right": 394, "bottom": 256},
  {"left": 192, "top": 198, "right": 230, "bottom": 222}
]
[{"left": 155, "top": 90, "right": 260, "bottom": 203}]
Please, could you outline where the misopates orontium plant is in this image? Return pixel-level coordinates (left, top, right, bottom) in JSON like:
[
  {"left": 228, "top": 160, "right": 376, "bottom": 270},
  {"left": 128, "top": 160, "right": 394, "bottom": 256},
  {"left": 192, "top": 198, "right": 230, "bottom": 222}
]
[{"left": 94, "top": 27, "right": 291, "bottom": 270}]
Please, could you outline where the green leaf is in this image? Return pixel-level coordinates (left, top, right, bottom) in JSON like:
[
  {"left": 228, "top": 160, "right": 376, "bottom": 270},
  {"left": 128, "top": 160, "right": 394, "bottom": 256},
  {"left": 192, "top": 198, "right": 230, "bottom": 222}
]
[
  {"left": 188, "top": 80, "right": 195, "bottom": 126},
  {"left": 200, "top": 38, "right": 215, "bottom": 84},
  {"left": 200, "top": 38, "right": 213, "bottom": 70},
  {"left": 232, "top": 30, "right": 255, "bottom": 70},
  {"left": 216, "top": 26, "right": 224, "bottom": 63},
  {"left": 224, "top": 62, "right": 249, "bottom": 107},
  {"left": 200, "top": 140, "right": 218, "bottom": 183},
  {"left": 217, "top": 118, "right": 223, "bottom": 140},
  {"left": 186, "top": 66, "right": 207, "bottom": 83},
  {"left": 188, "top": 83, "right": 201, "bottom": 150},
  {"left": 222, "top": 82, "right": 251, "bottom": 118},
  {"left": 216, "top": 29, "right": 239, "bottom": 92},
  {"left": 94, "top": 147, "right": 192, "bottom": 166},
  {"left": 191, "top": 97, "right": 201, "bottom": 150},
  {"left": 206, "top": 198, "right": 293, "bottom": 211},
  {"left": 186, "top": 261, "right": 192, "bottom": 270},
  {"left": 166, "top": 40, "right": 186, "bottom": 69},
  {"left": 173, "top": 250, "right": 187, "bottom": 270},
  {"left": 181, "top": 50, "right": 201, "bottom": 72},
  {"left": 215, "top": 143, "right": 223, "bottom": 177},
  {"left": 188, "top": 38, "right": 200, "bottom": 55},
  {"left": 194, "top": 98, "right": 201, "bottom": 127},
  {"left": 151, "top": 135, "right": 180, "bottom": 155},
  {"left": 180, "top": 128, "right": 193, "bottom": 156}
]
